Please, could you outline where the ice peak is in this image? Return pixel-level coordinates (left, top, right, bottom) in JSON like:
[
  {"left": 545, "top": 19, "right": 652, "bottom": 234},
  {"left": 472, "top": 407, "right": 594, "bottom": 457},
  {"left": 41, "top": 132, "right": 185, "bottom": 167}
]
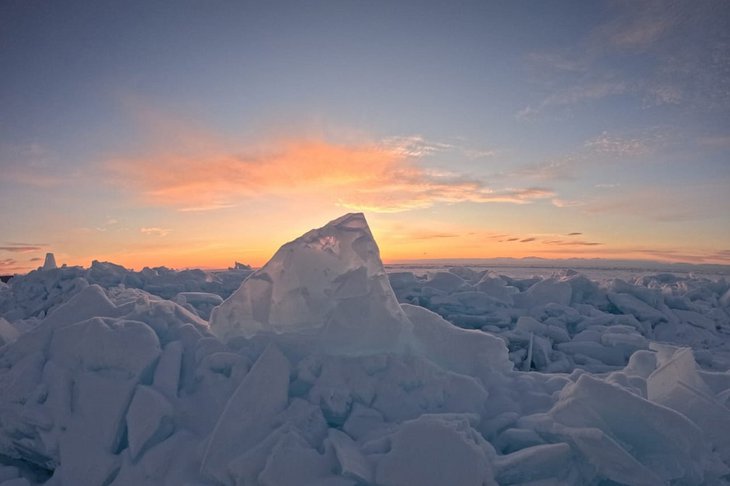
[
  {"left": 325, "top": 212, "right": 367, "bottom": 229},
  {"left": 43, "top": 252, "right": 57, "bottom": 270},
  {"left": 322, "top": 211, "right": 363, "bottom": 223},
  {"left": 210, "top": 213, "right": 411, "bottom": 354}
]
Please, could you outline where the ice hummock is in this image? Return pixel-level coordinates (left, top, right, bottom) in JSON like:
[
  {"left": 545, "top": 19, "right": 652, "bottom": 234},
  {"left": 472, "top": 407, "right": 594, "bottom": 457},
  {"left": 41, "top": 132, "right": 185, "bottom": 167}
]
[{"left": 211, "top": 213, "right": 414, "bottom": 355}]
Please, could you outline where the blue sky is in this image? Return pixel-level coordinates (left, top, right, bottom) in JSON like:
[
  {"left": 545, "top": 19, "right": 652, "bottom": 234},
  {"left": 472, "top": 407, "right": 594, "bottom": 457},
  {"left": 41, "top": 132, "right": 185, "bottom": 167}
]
[{"left": 1, "top": 0, "right": 729, "bottom": 271}]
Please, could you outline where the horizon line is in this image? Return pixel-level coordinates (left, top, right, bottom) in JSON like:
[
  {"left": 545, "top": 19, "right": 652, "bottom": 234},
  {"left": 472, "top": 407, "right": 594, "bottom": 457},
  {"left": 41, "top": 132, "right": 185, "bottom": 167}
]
[{"left": 3, "top": 255, "right": 730, "bottom": 277}]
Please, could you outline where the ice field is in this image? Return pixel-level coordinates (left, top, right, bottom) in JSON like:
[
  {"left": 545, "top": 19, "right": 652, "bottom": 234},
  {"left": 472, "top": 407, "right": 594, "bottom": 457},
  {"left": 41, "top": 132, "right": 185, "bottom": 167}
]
[{"left": 1, "top": 213, "right": 729, "bottom": 485}]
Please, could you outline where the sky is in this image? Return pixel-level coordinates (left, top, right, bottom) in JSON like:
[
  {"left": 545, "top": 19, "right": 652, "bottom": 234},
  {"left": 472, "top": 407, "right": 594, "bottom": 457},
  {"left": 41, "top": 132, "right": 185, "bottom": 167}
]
[{"left": 1, "top": 0, "right": 729, "bottom": 272}]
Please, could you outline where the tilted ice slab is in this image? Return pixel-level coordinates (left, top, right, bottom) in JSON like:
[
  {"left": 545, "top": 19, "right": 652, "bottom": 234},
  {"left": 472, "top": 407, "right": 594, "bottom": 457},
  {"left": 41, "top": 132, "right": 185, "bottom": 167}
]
[{"left": 211, "top": 213, "right": 412, "bottom": 355}]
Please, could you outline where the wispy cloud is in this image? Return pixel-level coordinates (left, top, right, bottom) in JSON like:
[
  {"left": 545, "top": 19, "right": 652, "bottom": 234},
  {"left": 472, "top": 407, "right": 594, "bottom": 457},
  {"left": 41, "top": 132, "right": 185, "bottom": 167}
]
[
  {"left": 106, "top": 135, "right": 552, "bottom": 213},
  {"left": 526, "top": 52, "right": 588, "bottom": 73},
  {"left": 381, "top": 135, "right": 453, "bottom": 158},
  {"left": 697, "top": 135, "right": 730, "bottom": 149},
  {"left": 410, "top": 233, "right": 459, "bottom": 240},
  {"left": 582, "top": 184, "right": 728, "bottom": 222},
  {"left": 5, "top": 241, "right": 47, "bottom": 247},
  {"left": 0, "top": 258, "right": 16, "bottom": 267},
  {"left": 633, "top": 248, "right": 730, "bottom": 264},
  {"left": 601, "top": 10, "right": 676, "bottom": 50},
  {"left": 0, "top": 244, "right": 45, "bottom": 253},
  {"left": 389, "top": 230, "right": 461, "bottom": 241},
  {"left": 178, "top": 203, "right": 238, "bottom": 212},
  {"left": 94, "top": 217, "right": 122, "bottom": 232},
  {"left": 0, "top": 143, "right": 68, "bottom": 188},
  {"left": 506, "top": 129, "right": 670, "bottom": 183},
  {"left": 341, "top": 185, "right": 554, "bottom": 213},
  {"left": 462, "top": 148, "right": 497, "bottom": 159},
  {"left": 645, "top": 84, "right": 682, "bottom": 105},
  {"left": 533, "top": 245, "right": 730, "bottom": 264},
  {"left": 584, "top": 132, "right": 653, "bottom": 157},
  {"left": 545, "top": 82, "right": 629, "bottom": 107},
  {"left": 543, "top": 239, "right": 602, "bottom": 246},
  {"left": 381, "top": 135, "right": 497, "bottom": 160},
  {"left": 0, "top": 256, "right": 51, "bottom": 273},
  {"left": 517, "top": 82, "right": 628, "bottom": 119},
  {"left": 507, "top": 156, "right": 578, "bottom": 181},
  {"left": 520, "top": 0, "right": 730, "bottom": 116},
  {"left": 551, "top": 198, "right": 583, "bottom": 208},
  {"left": 0, "top": 258, "right": 29, "bottom": 273},
  {"left": 496, "top": 233, "right": 601, "bottom": 247},
  {"left": 140, "top": 227, "right": 172, "bottom": 237}
]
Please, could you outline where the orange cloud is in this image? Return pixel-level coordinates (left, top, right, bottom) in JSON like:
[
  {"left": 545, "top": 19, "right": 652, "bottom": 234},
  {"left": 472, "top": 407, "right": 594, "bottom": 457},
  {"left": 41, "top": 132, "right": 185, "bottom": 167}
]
[{"left": 106, "top": 137, "right": 553, "bottom": 213}]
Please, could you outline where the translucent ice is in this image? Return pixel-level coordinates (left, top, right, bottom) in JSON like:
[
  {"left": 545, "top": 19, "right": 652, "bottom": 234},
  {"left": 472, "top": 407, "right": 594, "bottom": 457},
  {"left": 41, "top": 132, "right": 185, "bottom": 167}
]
[{"left": 210, "top": 213, "right": 413, "bottom": 355}]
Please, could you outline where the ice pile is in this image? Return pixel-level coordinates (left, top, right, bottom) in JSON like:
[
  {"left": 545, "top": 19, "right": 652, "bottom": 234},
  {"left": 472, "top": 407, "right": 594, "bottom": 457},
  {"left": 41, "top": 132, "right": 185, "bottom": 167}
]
[
  {"left": 0, "top": 213, "right": 729, "bottom": 485},
  {"left": 0, "top": 261, "right": 252, "bottom": 325},
  {"left": 390, "top": 267, "right": 730, "bottom": 372}
]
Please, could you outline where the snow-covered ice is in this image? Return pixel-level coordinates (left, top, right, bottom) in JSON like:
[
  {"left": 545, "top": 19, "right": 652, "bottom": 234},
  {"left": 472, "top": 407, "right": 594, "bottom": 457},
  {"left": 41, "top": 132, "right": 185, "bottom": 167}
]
[
  {"left": 391, "top": 265, "right": 730, "bottom": 372},
  {"left": 1, "top": 213, "right": 729, "bottom": 485}
]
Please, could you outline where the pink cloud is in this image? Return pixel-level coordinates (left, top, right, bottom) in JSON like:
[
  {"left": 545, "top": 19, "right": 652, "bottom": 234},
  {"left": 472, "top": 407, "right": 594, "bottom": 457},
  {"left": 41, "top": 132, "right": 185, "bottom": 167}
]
[{"left": 106, "top": 137, "right": 553, "bottom": 213}]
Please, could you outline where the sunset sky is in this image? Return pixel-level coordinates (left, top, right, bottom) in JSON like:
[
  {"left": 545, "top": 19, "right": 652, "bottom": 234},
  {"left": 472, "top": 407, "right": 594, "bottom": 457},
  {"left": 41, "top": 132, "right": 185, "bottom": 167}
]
[{"left": 1, "top": 0, "right": 729, "bottom": 273}]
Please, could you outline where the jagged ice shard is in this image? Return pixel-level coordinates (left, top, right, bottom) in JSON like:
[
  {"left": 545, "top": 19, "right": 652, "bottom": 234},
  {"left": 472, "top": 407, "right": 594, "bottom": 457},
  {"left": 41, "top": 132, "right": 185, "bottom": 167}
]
[{"left": 210, "top": 213, "right": 414, "bottom": 355}]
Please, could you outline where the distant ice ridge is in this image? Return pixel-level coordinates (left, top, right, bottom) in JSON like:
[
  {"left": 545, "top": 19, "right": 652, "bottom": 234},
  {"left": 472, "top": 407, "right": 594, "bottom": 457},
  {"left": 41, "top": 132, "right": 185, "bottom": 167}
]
[
  {"left": 390, "top": 266, "right": 730, "bottom": 372},
  {"left": 0, "top": 260, "right": 253, "bottom": 324},
  {"left": 0, "top": 213, "right": 729, "bottom": 485}
]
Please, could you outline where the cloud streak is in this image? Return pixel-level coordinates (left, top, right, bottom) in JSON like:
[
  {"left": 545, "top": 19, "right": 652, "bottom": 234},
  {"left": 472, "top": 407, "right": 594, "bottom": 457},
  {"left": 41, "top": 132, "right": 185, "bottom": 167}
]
[
  {"left": 381, "top": 135, "right": 453, "bottom": 158},
  {"left": 543, "top": 240, "right": 602, "bottom": 246},
  {"left": 0, "top": 258, "right": 16, "bottom": 267},
  {"left": 496, "top": 233, "right": 602, "bottom": 247},
  {"left": 582, "top": 185, "right": 729, "bottom": 222},
  {"left": 0, "top": 143, "right": 69, "bottom": 188},
  {"left": 504, "top": 129, "right": 671, "bottom": 184},
  {"left": 0, "top": 244, "right": 45, "bottom": 253},
  {"left": 517, "top": 82, "right": 628, "bottom": 119},
  {"left": 584, "top": 132, "right": 653, "bottom": 157}
]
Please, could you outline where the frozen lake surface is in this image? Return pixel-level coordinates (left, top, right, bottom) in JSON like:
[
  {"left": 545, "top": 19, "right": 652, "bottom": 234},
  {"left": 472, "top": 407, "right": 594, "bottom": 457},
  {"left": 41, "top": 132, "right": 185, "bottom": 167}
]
[
  {"left": 386, "top": 263, "right": 730, "bottom": 283},
  {"left": 1, "top": 214, "right": 729, "bottom": 485}
]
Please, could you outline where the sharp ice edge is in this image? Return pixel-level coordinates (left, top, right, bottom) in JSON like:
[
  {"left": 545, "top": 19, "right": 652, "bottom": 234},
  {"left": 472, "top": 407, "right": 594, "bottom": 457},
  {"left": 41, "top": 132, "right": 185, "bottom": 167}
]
[{"left": 0, "top": 213, "right": 728, "bottom": 485}]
